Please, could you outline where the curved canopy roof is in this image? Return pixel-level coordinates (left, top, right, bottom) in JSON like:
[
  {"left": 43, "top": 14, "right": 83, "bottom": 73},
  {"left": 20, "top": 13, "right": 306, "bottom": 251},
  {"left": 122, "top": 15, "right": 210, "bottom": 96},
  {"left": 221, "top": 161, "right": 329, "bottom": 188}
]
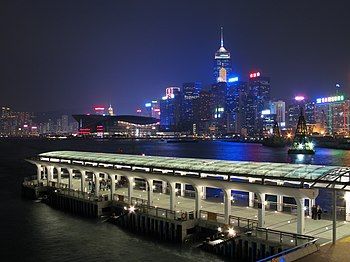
[{"left": 37, "top": 151, "right": 350, "bottom": 190}]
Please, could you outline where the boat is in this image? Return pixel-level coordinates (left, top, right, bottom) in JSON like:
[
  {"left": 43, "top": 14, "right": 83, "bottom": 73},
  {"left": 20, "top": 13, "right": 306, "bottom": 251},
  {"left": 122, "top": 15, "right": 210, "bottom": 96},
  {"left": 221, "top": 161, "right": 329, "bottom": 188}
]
[{"left": 288, "top": 110, "right": 315, "bottom": 154}]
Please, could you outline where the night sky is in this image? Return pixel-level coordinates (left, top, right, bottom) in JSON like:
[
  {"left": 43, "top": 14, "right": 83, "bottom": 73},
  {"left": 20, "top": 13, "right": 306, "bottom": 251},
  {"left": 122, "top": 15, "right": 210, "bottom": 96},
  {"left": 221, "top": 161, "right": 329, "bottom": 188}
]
[{"left": 1, "top": 0, "right": 349, "bottom": 114}]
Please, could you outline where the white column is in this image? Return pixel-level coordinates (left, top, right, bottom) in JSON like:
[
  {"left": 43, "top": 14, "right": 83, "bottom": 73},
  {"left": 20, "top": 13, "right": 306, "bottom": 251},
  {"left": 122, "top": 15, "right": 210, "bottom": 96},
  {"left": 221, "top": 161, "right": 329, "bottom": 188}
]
[
  {"left": 295, "top": 197, "right": 305, "bottom": 235},
  {"left": 68, "top": 168, "right": 73, "bottom": 190},
  {"left": 147, "top": 179, "right": 153, "bottom": 206},
  {"left": 276, "top": 181, "right": 284, "bottom": 212},
  {"left": 57, "top": 167, "right": 62, "bottom": 187},
  {"left": 180, "top": 183, "right": 185, "bottom": 197},
  {"left": 224, "top": 189, "right": 231, "bottom": 224},
  {"left": 80, "top": 170, "right": 86, "bottom": 192},
  {"left": 162, "top": 181, "right": 167, "bottom": 193},
  {"left": 127, "top": 177, "right": 134, "bottom": 204},
  {"left": 169, "top": 182, "right": 176, "bottom": 211},
  {"left": 47, "top": 166, "right": 54, "bottom": 186},
  {"left": 110, "top": 174, "right": 116, "bottom": 200},
  {"left": 257, "top": 193, "right": 266, "bottom": 227},
  {"left": 345, "top": 192, "right": 350, "bottom": 222},
  {"left": 277, "top": 195, "right": 283, "bottom": 212},
  {"left": 95, "top": 173, "right": 100, "bottom": 197},
  {"left": 201, "top": 186, "right": 207, "bottom": 200},
  {"left": 249, "top": 192, "right": 255, "bottom": 207},
  {"left": 194, "top": 186, "right": 202, "bottom": 219},
  {"left": 36, "top": 164, "right": 42, "bottom": 184}
]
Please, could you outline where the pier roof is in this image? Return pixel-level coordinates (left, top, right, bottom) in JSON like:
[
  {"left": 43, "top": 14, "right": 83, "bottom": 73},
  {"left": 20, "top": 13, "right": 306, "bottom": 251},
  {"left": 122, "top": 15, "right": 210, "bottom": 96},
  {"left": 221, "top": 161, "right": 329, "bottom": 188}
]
[{"left": 38, "top": 151, "right": 350, "bottom": 190}]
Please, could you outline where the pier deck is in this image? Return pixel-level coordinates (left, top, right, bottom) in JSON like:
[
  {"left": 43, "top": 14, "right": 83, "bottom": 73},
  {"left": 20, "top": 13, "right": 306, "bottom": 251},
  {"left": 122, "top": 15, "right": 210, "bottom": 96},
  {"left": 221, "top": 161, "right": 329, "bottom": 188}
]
[{"left": 50, "top": 177, "right": 350, "bottom": 245}]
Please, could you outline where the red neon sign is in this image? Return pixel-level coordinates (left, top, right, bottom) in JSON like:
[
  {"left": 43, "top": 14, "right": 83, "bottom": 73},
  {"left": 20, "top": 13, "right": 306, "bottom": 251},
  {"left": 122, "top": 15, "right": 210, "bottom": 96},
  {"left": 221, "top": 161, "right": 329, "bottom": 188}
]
[{"left": 249, "top": 71, "right": 261, "bottom": 78}]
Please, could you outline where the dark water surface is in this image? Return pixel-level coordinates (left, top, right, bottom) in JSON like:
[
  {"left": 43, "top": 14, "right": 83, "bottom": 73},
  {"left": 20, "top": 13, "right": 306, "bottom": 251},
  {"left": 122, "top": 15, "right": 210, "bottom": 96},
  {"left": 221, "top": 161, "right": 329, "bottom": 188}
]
[{"left": 1, "top": 138, "right": 350, "bottom": 262}]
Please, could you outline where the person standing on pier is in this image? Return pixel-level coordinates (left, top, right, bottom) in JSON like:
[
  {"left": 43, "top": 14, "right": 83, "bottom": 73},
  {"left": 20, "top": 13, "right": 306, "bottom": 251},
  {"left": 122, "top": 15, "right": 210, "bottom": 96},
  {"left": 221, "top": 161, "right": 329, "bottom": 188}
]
[
  {"left": 317, "top": 205, "right": 323, "bottom": 220},
  {"left": 311, "top": 205, "right": 317, "bottom": 220}
]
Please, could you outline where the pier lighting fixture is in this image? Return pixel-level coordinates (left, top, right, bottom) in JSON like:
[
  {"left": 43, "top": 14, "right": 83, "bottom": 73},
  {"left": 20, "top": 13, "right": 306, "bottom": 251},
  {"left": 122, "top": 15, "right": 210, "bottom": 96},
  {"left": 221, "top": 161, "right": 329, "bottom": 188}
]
[
  {"left": 128, "top": 206, "right": 135, "bottom": 213},
  {"left": 287, "top": 133, "right": 292, "bottom": 138},
  {"left": 152, "top": 185, "right": 156, "bottom": 189},
  {"left": 306, "top": 142, "right": 314, "bottom": 149},
  {"left": 288, "top": 220, "right": 291, "bottom": 224},
  {"left": 123, "top": 206, "right": 128, "bottom": 210},
  {"left": 297, "top": 143, "right": 304, "bottom": 150},
  {"left": 228, "top": 228, "right": 236, "bottom": 236},
  {"left": 264, "top": 201, "right": 268, "bottom": 205},
  {"left": 290, "top": 239, "right": 294, "bottom": 243},
  {"left": 303, "top": 207, "right": 307, "bottom": 211},
  {"left": 217, "top": 227, "right": 222, "bottom": 232}
]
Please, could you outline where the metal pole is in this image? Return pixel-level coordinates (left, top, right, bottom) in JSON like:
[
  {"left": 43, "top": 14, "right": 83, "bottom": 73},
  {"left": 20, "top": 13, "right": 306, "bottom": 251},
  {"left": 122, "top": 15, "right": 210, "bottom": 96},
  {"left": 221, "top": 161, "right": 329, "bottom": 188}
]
[{"left": 332, "top": 188, "right": 337, "bottom": 244}]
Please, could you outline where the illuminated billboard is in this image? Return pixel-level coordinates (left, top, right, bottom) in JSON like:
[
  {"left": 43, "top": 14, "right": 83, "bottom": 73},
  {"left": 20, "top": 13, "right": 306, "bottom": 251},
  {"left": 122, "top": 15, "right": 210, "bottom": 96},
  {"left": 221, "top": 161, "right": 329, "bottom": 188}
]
[
  {"left": 228, "top": 77, "right": 239, "bottom": 83},
  {"left": 249, "top": 72, "right": 261, "bottom": 78},
  {"left": 316, "top": 95, "right": 344, "bottom": 104}
]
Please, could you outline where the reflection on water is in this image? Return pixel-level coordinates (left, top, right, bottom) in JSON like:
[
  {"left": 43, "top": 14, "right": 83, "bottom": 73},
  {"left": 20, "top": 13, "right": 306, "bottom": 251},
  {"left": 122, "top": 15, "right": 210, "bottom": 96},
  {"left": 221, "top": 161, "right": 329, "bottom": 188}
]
[{"left": 1, "top": 139, "right": 350, "bottom": 261}]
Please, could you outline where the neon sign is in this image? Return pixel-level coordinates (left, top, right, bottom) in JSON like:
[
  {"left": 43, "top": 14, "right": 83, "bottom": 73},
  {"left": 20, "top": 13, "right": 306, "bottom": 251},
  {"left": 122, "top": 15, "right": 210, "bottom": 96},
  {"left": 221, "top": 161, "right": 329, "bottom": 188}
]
[
  {"left": 249, "top": 72, "right": 261, "bottom": 78},
  {"left": 228, "top": 77, "right": 239, "bottom": 83},
  {"left": 294, "top": 96, "right": 305, "bottom": 101},
  {"left": 316, "top": 95, "right": 344, "bottom": 104}
]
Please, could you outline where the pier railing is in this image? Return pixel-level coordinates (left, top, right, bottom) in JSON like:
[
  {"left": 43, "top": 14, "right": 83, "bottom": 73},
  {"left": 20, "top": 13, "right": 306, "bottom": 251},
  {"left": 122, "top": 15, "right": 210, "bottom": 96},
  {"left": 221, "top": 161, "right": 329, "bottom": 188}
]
[
  {"left": 112, "top": 194, "right": 195, "bottom": 221},
  {"left": 199, "top": 210, "right": 258, "bottom": 230},
  {"left": 257, "top": 238, "right": 319, "bottom": 262},
  {"left": 55, "top": 188, "right": 108, "bottom": 202},
  {"left": 253, "top": 227, "right": 316, "bottom": 247}
]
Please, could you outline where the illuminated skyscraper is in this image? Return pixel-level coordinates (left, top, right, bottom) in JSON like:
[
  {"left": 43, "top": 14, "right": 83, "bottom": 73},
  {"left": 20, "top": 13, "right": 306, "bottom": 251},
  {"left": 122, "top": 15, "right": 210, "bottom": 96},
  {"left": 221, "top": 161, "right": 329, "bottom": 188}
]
[
  {"left": 226, "top": 81, "right": 249, "bottom": 134},
  {"left": 181, "top": 82, "right": 202, "bottom": 132},
  {"left": 246, "top": 72, "right": 271, "bottom": 136},
  {"left": 270, "top": 100, "right": 286, "bottom": 127},
  {"left": 108, "top": 104, "right": 114, "bottom": 116},
  {"left": 315, "top": 95, "right": 350, "bottom": 135},
  {"left": 213, "top": 27, "right": 232, "bottom": 83},
  {"left": 160, "top": 88, "right": 182, "bottom": 131}
]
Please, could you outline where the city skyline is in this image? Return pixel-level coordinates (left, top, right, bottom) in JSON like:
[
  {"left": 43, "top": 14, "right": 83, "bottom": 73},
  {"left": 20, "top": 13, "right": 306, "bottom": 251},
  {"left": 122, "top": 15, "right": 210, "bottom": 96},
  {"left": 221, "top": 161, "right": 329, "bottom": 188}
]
[{"left": 1, "top": 0, "right": 349, "bottom": 114}]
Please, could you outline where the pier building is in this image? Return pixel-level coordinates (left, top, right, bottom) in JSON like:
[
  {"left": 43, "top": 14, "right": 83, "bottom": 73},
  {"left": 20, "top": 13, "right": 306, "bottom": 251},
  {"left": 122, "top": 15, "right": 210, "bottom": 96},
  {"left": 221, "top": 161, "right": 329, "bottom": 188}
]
[{"left": 22, "top": 151, "right": 350, "bottom": 260}]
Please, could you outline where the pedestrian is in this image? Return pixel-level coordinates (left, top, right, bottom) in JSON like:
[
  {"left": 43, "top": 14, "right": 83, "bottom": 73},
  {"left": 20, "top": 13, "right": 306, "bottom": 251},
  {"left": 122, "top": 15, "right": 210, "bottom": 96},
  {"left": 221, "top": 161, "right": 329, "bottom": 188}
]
[
  {"left": 88, "top": 181, "right": 92, "bottom": 191},
  {"left": 317, "top": 205, "right": 323, "bottom": 220},
  {"left": 311, "top": 205, "right": 317, "bottom": 220}
]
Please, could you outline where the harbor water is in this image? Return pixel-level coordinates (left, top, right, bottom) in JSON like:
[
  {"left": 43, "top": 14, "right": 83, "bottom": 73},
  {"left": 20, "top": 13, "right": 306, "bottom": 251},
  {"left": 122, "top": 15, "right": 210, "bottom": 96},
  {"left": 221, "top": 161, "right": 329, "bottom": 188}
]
[{"left": 1, "top": 138, "right": 350, "bottom": 262}]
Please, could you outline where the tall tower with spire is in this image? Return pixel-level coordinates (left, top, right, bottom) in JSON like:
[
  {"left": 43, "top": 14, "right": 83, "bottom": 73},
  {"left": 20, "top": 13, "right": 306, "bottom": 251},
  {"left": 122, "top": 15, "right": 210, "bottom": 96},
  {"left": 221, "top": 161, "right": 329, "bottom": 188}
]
[
  {"left": 213, "top": 27, "right": 232, "bottom": 83},
  {"left": 108, "top": 104, "right": 114, "bottom": 116}
]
